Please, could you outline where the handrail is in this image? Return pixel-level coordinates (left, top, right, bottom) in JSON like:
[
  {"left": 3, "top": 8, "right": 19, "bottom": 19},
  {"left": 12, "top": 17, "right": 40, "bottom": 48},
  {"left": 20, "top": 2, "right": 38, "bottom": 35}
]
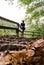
[
  {"left": 0, "top": 26, "right": 18, "bottom": 30},
  {"left": 0, "top": 16, "right": 22, "bottom": 29},
  {"left": 24, "top": 30, "right": 41, "bottom": 38},
  {"left": 25, "top": 31, "right": 40, "bottom": 33},
  {"left": 0, "top": 16, "right": 22, "bottom": 36},
  {"left": 24, "top": 33, "right": 41, "bottom": 36},
  {"left": 0, "top": 16, "right": 19, "bottom": 25},
  {"left": 0, "top": 26, "right": 22, "bottom": 32}
]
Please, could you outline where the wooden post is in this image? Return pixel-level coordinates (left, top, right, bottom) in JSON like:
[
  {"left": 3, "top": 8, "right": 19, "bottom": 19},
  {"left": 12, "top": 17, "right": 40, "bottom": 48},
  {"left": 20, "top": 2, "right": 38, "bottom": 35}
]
[
  {"left": 16, "top": 24, "right": 19, "bottom": 37},
  {"left": 32, "top": 32, "right": 34, "bottom": 38}
]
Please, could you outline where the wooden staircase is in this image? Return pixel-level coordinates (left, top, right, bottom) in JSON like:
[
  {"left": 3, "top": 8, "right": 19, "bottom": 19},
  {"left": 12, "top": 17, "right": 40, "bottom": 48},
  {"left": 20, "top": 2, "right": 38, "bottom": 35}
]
[{"left": 0, "top": 35, "right": 44, "bottom": 65}]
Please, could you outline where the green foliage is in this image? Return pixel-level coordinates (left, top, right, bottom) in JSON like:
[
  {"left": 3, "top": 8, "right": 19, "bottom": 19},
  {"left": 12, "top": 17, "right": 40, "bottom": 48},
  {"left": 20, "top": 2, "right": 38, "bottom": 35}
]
[
  {"left": 19, "top": 0, "right": 33, "bottom": 5},
  {"left": 30, "top": 10, "right": 44, "bottom": 21},
  {"left": 26, "top": 2, "right": 44, "bottom": 13},
  {"left": 38, "top": 24, "right": 44, "bottom": 36},
  {"left": 0, "top": 29, "right": 5, "bottom": 35},
  {"left": 40, "top": 10, "right": 44, "bottom": 16},
  {"left": 32, "top": 11, "right": 40, "bottom": 19}
]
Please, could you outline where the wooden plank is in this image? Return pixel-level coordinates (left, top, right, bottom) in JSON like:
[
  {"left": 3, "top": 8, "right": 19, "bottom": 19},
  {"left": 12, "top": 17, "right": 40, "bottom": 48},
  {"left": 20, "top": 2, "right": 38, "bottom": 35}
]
[
  {"left": 0, "top": 26, "right": 17, "bottom": 30},
  {"left": 0, "top": 26, "right": 22, "bottom": 32},
  {"left": 24, "top": 33, "right": 41, "bottom": 36},
  {"left": 0, "top": 16, "right": 19, "bottom": 25},
  {"left": 25, "top": 31, "right": 40, "bottom": 33}
]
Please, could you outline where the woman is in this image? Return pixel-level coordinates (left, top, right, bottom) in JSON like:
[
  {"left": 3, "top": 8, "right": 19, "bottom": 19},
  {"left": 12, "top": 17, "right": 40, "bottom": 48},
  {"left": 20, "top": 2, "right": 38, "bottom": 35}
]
[{"left": 21, "top": 20, "right": 25, "bottom": 36}]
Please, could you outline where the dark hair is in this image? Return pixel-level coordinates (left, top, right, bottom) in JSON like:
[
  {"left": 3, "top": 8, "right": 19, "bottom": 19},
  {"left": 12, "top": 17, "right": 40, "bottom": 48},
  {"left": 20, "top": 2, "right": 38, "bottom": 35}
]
[{"left": 22, "top": 20, "right": 24, "bottom": 23}]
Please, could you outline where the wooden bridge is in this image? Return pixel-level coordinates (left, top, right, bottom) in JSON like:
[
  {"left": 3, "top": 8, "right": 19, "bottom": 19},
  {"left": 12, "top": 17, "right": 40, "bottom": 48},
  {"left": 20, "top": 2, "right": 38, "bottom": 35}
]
[
  {"left": 0, "top": 16, "right": 43, "bottom": 49},
  {"left": 0, "top": 16, "right": 42, "bottom": 38}
]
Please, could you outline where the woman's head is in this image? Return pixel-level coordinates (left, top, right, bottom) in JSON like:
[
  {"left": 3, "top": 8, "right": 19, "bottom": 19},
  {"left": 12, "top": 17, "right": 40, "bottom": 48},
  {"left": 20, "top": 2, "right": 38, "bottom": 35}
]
[{"left": 22, "top": 20, "right": 24, "bottom": 23}]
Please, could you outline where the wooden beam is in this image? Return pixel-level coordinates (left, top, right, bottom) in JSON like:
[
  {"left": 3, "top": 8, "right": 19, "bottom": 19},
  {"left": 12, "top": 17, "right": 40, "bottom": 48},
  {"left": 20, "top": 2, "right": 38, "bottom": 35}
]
[
  {"left": 0, "top": 16, "right": 19, "bottom": 25},
  {"left": 0, "top": 26, "right": 17, "bottom": 30},
  {"left": 25, "top": 31, "right": 40, "bottom": 33},
  {"left": 0, "top": 26, "right": 22, "bottom": 32}
]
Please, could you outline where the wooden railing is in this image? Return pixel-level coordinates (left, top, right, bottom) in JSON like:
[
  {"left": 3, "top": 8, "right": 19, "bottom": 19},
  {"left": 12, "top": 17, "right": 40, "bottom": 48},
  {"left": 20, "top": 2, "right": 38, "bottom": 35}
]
[
  {"left": 0, "top": 16, "right": 43, "bottom": 38},
  {"left": 24, "top": 31, "right": 42, "bottom": 38},
  {"left": 0, "top": 16, "right": 22, "bottom": 36}
]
